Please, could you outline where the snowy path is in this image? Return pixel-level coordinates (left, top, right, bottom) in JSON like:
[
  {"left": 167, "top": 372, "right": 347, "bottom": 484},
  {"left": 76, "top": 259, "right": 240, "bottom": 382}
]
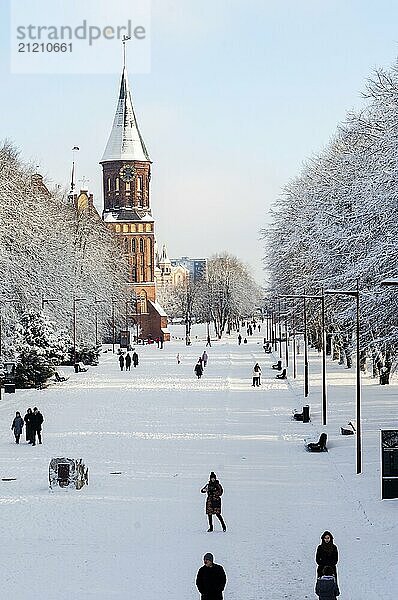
[{"left": 0, "top": 325, "right": 397, "bottom": 599}]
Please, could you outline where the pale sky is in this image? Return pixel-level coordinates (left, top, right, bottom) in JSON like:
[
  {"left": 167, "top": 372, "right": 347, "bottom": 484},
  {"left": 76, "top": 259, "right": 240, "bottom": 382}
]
[{"left": 1, "top": 0, "right": 398, "bottom": 283}]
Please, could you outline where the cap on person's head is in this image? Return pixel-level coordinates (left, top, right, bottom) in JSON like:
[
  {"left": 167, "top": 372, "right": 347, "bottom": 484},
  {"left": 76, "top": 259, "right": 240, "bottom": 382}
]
[
  {"left": 204, "top": 553, "right": 214, "bottom": 562},
  {"left": 210, "top": 472, "right": 216, "bottom": 479}
]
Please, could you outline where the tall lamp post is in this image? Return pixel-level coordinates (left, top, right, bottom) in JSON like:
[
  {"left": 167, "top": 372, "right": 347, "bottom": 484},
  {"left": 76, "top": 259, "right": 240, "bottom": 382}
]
[
  {"left": 94, "top": 297, "right": 106, "bottom": 347},
  {"left": 325, "top": 280, "right": 361, "bottom": 474},
  {"left": 41, "top": 295, "right": 59, "bottom": 311},
  {"left": 0, "top": 299, "right": 20, "bottom": 401},
  {"left": 111, "top": 299, "right": 117, "bottom": 353},
  {"left": 280, "top": 292, "right": 326, "bottom": 423},
  {"left": 73, "top": 295, "right": 86, "bottom": 365}
]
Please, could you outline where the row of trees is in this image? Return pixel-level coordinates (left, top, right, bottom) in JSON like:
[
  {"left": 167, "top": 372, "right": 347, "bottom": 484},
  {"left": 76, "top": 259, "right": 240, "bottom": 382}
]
[
  {"left": 263, "top": 62, "right": 398, "bottom": 373},
  {"left": 158, "top": 252, "right": 263, "bottom": 342},
  {"left": 0, "top": 140, "right": 129, "bottom": 384}
]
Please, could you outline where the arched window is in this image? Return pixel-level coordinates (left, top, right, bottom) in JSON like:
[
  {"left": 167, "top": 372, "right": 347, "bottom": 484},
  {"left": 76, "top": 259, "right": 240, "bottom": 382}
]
[
  {"left": 131, "top": 238, "right": 136, "bottom": 253},
  {"left": 139, "top": 238, "right": 144, "bottom": 253},
  {"left": 115, "top": 177, "right": 120, "bottom": 192},
  {"left": 131, "top": 267, "right": 137, "bottom": 282},
  {"left": 124, "top": 237, "right": 128, "bottom": 253},
  {"left": 140, "top": 291, "right": 147, "bottom": 314},
  {"left": 107, "top": 177, "right": 111, "bottom": 192},
  {"left": 125, "top": 181, "right": 131, "bottom": 191}
]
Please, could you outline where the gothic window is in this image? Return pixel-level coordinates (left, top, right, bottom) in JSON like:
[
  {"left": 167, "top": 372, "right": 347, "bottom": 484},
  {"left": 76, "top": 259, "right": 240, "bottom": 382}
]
[
  {"left": 140, "top": 291, "right": 147, "bottom": 314},
  {"left": 139, "top": 238, "right": 144, "bottom": 253},
  {"left": 124, "top": 237, "right": 128, "bottom": 252},
  {"left": 107, "top": 177, "right": 111, "bottom": 192},
  {"left": 131, "top": 267, "right": 137, "bottom": 282},
  {"left": 115, "top": 177, "right": 120, "bottom": 192},
  {"left": 146, "top": 237, "right": 152, "bottom": 256},
  {"left": 131, "top": 238, "right": 136, "bottom": 253},
  {"left": 115, "top": 224, "right": 121, "bottom": 233},
  {"left": 123, "top": 224, "right": 128, "bottom": 232},
  {"left": 125, "top": 181, "right": 131, "bottom": 191},
  {"left": 137, "top": 176, "right": 142, "bottom": 191}
]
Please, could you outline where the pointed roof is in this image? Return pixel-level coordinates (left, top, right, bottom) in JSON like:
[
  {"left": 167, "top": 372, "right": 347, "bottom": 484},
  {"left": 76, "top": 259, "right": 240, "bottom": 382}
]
[
  {"left": 101, "top": 67, "right": 150, "bottom": 164},
  {"left": 159, "top": 244, "right": 171, "bottom": 265}
]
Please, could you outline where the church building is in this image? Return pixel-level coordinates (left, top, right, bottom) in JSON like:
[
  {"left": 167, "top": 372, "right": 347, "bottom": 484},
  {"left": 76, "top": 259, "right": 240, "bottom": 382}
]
[{"left": 100, "top": 58, "right": 169, "bottom": 342}]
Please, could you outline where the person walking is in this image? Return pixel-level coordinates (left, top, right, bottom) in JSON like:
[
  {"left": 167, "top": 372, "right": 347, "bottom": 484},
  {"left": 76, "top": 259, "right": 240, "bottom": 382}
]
[
  {"left": 31, "top": 407, "right": 44, "bottom": 446},
  {"left": 132, "top": 351, "right": 139, "bottom": 367},
  {"left": 176, "top": 353, "right": 181, "bottom": 364},
  {"left": 11, "top": 411, "right": 24, "bottom": 444},
  {"left": 202, "top": 350, "right": 208, "bottom": 368},
  {"left": 194, "top": 361, "right": 203, "bottom": 379},
  {"left": 118, "top": 354, "right": 125, "bottom": 371},
  {"left": 125, "top": 352, "right": 132, "bottom": 371},
  {"left": 196, "top": 553, "right": 227, "bottom": 600},
  {"left": 206, "top": 334, "right": 212, "bottom": 347},
  {"left": 24, "top": 408, "right": 34, "bottom": 443},
  {"left": 252, "top": 362, "right": 261, "bottom": 387},
  {"left": 201, "top": 472, "right": 226, "bottom": 532},
  {"left": 238, "top": 333, "right": 242, "bottom": 345},
  {"left": 315, "top": 565, "right": 340, "bottom": 599},
  {"left": 316, "top": 531, "right": 339, "bottom": 581}
]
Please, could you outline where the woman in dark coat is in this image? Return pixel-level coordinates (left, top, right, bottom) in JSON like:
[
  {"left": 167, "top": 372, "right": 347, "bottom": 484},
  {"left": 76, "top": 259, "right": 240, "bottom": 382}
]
[
  {"left": 201, "top": 472, "right": 227, "bottom": 532},
  {"left": 194, "top": 362, "right": 203, "bottom": 379},
  {"left": 118, "top": 354, "right": 125, "bottom": 371},
  {"left": 24, "top": 408, "right": 33, "bottom": 443},
  {"left": 11, "top": 411, "right": 24, "bottom": 444},
  {"left": 316, "top": 531, "right": 339, "bottom": 580},
  {"left": 132, "top": 351, "right": 139, "bottom": 367},
  {"left": 125, "top": 353, "right": 132, "bottom": 371}
]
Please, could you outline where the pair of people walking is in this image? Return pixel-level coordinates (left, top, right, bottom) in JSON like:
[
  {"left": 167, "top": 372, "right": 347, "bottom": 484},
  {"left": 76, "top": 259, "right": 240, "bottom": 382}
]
[
  {"left": 12, "top": 407, "right": 44, "bottom": 445},
  {"left": 315, "top": 531, "right": 339, "bottom": 599}
]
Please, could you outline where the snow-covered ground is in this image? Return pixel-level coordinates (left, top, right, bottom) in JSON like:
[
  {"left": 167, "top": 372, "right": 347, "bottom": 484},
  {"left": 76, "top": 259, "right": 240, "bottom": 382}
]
[{"left": 0, "top": 324, "right": 397, "bottom": 599}]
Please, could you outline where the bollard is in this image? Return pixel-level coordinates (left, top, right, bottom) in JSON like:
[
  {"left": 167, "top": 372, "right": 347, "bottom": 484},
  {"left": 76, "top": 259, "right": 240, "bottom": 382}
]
[{"left": 303, "top": 405, "right": 310, "bottom": 423}]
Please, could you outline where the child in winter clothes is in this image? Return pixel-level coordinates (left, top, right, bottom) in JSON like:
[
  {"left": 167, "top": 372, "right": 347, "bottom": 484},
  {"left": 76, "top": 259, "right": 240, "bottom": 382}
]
[{"left": 315, "top": 565, "right": 340, "bottom": 599}]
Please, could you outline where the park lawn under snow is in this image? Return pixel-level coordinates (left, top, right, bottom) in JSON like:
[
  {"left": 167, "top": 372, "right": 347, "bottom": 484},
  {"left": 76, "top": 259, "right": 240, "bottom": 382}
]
[{"left": 0, "top": 324, "right": 397, "bottom": 599}]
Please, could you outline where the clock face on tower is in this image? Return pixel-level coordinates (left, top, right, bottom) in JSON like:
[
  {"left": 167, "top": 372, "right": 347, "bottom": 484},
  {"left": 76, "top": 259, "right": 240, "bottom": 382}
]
[{"left": 119, "top": 165, "right": 136, "bottom": 182}]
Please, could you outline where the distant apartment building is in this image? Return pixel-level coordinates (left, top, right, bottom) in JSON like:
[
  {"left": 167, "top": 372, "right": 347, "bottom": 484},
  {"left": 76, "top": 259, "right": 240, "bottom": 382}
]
[{"left": 170, "top": 256, "right": 207, "bottom": 282}]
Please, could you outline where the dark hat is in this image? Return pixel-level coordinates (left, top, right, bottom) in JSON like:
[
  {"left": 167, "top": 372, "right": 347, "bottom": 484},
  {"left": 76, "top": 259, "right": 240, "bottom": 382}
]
[
  {"left": 321, "top": 531, "right": 334, "bottom": 542},
  {"left": 204, "top": 553, "right": 214, "bottom": 562},
  {"left": 210, "top": 472, "right": 216, "bottom": 479}
]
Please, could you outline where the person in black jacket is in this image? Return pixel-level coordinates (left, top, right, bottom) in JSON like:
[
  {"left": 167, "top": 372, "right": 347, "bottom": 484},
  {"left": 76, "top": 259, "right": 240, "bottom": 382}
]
[
  {"left": 24, "top": 408, "right": 34, "bottom": 443},
  {"left": 31, "top": 407, "right": 44, "bottom": 446},
  {"left": 196, "top": 553, "right": 227, "bottom": 600},
  {"left": 125, "top": 352, "right": 132, "bottom": 371},
  {"left": 132, "top": 351, "right": 139, "bottom": 368},
  {"left": 316, "top": 531, "right": 338, "bottom": 580},
  {"left": 315, "top": 565, "right": 340, "bottom": 599}
]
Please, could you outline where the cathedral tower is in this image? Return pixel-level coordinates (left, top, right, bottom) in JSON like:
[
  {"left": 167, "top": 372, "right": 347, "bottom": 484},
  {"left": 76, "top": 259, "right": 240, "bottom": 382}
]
[{"left": 100, "top": 55, "right": 168, "bottom": 341}]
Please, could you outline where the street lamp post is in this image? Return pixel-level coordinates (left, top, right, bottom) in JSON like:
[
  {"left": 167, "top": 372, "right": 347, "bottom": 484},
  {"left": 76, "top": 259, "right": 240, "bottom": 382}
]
[
  {"left": 325, "top": 280, "right": 361, "bottom": 474},
  {"left": 280, "top": 292, "right": 326, "bottom": 421},
  {"left": 94, "top": 297, "right": 106, "bottom": 347},
  {"left": 111, "top": 299, "right": 117, "bottom": 353},
  {"left": 41, "top": 295, "right": 59, "bottom": 311},
  {"left": 0, "top": 299, "right": 20, "bottom": 401},
  {"left": 73, "top": 295, "right": 86, "bottom": 365}
]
